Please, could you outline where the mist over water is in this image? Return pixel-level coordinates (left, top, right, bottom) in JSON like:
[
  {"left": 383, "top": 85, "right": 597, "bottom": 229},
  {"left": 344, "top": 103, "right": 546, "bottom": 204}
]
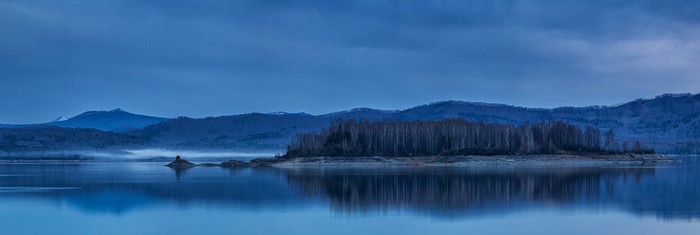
[
  {"left": 115, "top": 149, "right": 280, "bottom": 160},
  {"left": 0, "top": 149, "right": 282, "bottom": 161}
]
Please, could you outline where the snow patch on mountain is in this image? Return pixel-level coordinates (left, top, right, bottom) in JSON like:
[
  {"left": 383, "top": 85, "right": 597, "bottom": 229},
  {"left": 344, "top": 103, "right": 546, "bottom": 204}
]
[{"left": 52, "top": 116, "right": 68, "bottom": 122}]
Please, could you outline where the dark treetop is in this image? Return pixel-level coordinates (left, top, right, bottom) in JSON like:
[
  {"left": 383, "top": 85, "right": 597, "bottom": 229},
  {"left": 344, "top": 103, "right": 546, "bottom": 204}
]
[{"left": 286, "top": 119, "right": 653, "bottom": 157}]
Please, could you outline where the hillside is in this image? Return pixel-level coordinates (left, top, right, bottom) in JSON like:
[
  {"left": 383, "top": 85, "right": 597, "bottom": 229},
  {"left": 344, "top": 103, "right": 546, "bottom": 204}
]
[
  {"left": 0, "top": 109, "right": 168, "bottom": 132},
  {"left": 1, "top": 93, "right": 699, "bottom": 153},
  {"left": 127, "top": 113, "right": 324, "bottom": 150},
  {"left": 0, "top": 126, "right": 152, "bottom": 152},
  {"left": 123, "top": 93, "right": 700, "bottom": 153},
  {"left": 50, "top": 109, "right": 168, "bottom": 132}
]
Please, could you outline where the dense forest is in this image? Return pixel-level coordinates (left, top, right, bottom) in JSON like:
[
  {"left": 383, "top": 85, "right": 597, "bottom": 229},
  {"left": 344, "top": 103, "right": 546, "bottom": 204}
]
[
  {"left": 0, "top": 127, "right": 152, "bottom": 151},
  {"left": 285, "top": 119, "right": 654, "bottom": 157}
]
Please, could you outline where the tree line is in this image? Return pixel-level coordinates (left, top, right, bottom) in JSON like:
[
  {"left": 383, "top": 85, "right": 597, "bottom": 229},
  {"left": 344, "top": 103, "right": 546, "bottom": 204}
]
[{"left": 285, "top": 119, "right": 654, "bottom": 157}]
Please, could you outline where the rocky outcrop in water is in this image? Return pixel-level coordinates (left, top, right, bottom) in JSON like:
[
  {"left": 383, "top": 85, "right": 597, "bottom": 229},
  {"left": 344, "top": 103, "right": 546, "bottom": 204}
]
[
  {"left": 165, "top": 156, "right": 196, "bottom": 168},
  {"left": 165, "top": 156, "right": 258, "bottom": 168},
  {"left": 250, "top": 157, "right": 286, "bottom": 167},
  {"left": 220, "top": 159, "right": 251, "bottom": 167}
]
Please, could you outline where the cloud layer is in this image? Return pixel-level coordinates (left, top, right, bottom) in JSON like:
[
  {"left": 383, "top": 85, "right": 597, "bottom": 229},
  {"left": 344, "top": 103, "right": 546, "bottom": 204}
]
[{"left": 1, "top": 0, "right": 699, "bottom": 123}]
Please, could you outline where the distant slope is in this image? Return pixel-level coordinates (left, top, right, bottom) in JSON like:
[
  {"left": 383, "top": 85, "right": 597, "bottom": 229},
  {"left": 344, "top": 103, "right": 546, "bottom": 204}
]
[
  {"left": 0, "top": 126, "right": 152, "bottom": 151},
  {"left": 126, "top": 93, "right": 700, "bottom": 153},
  {"left": 0, "top": 109, "right": 168, "bottom": 132},
  {"left": 51, "top": 109, "right": 168, "bottom": 132},
  {"left": 128, "top": 113, "right": 324, "bottom": 150},
  {"left": 1, "top": 93, "right": 699, "bottom": 153}
]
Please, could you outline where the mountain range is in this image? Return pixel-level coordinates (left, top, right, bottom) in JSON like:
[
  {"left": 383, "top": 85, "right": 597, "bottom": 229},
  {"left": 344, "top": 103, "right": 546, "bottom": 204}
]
[
  {"left": 1, "top": 93, "right": 700, "bottom": 154},
  {"left": 0, "top": 109, "right": 166, "bottom": 132}
]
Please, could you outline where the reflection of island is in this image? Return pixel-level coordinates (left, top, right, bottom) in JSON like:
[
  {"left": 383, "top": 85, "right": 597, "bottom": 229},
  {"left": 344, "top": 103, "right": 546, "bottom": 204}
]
[
  {"left": 282, "top": 164, "right": 700, "bottom": 219},
  {"left": 2, "top": 160, "right": 700, "bottom": 220},
  {"left": 285, "top": 167, "right": 653, "bottom": 214},
  {"left": 0, "top": 163, "right": 303, "bottom": 215}
]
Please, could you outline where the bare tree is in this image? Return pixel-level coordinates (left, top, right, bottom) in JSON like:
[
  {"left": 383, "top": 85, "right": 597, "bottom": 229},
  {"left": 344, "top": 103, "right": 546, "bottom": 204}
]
[{"left": 285, "top": 119, "right": 651, "bottom": 157}]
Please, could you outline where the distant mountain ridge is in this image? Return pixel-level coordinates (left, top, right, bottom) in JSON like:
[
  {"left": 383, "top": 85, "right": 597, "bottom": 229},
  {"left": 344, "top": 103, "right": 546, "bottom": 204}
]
[
  {"left": 123, "top": 93, "right": 700, "bottom": 153},
  {"left": 2, "top": 93, "right": 700, "bottom": 154},
  {"left": 0, "top": 109, "right": 167, "bottom": 132},
  {"left": 54, "top": 109, "right": 168, "bottom": 132}
]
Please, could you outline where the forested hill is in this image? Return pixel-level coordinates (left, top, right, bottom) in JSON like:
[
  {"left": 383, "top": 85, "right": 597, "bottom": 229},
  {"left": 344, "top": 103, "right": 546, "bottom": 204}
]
[
  {"left": 124, "top": 93, "right": 700, "bottom": 153},
  {"left": 0, "top": 126, "right": 152, "bottom": 152},
  {"left": 1, "top": 93, "right": 700, "bottom": 153}
]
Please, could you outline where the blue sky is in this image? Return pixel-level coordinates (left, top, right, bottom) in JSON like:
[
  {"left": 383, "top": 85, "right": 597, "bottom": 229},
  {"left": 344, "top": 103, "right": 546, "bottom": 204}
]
[{"left": 1, "top": 0, "right": 700, "bottom": 123}]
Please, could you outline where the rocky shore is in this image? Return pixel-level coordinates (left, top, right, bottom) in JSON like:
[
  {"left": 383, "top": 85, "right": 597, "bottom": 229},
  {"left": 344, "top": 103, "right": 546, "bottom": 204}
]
[{"left": 166, "top": 153, "right": 674, "bottom": 168}]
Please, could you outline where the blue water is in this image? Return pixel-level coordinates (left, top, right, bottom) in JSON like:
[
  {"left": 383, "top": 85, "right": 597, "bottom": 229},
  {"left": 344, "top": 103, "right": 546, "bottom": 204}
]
[{"left": 1, "top": 156, "right": 700, "bottom": 234}]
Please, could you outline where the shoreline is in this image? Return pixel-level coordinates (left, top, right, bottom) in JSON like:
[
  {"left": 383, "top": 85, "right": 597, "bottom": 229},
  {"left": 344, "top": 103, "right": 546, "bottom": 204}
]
[
  {"left": 259, "top": 154, "right": 674, "bottom": 168},
  {"left": 0, "top": 154, "right": 677, "bottom": 167}
]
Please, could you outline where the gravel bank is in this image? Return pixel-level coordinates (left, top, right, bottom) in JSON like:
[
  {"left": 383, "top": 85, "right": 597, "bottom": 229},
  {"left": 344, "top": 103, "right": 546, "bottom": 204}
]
[{"left": 267, "top": 154, "right": 673, "bottom": 167}]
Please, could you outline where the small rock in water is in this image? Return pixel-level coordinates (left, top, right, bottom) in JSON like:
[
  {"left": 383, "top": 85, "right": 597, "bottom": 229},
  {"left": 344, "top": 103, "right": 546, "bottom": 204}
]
[
  {"left": 220, "top": 159, "right": 251, "bottom": 167},
  {"left": 166, "top": 155, "right": 196, "bottom": 168}
]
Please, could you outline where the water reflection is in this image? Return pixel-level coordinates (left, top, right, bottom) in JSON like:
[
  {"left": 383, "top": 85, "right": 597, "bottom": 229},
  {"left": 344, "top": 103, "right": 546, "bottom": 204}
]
[
  {"left": 1, "top": 157, "right": 699, "bottom": 220},
  {"left": 285, "top": 167, "right": 655, "bottom": 216},
  {"left": 0, "top": 163, "right": 305, "bottom": 214}
]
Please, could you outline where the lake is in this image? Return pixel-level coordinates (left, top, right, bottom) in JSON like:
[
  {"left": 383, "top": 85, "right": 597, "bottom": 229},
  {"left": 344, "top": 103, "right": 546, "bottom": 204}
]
[{"left": 1, "top": 156, "right": 700, "bottom": 235}]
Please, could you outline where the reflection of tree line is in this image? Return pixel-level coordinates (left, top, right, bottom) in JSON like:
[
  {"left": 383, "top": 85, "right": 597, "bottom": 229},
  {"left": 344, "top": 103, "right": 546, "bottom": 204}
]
[
  {"left": 5, "top": 162, "right": 700, "bottom": 219},
  {"left": 285, "top": 168, "right": 654, "bottom": 212}
]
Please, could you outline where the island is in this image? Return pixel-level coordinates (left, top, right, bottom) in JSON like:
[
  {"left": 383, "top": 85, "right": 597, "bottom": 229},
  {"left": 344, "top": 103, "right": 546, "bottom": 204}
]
[{"left": 167, "top": 119, "right": 672, "bottom": 168}]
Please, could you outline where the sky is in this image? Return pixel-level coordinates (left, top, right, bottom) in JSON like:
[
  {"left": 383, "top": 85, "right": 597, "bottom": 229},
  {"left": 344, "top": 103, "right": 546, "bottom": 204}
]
[{"left": 1, "top": 0, "right": 700, "bottom": 123}]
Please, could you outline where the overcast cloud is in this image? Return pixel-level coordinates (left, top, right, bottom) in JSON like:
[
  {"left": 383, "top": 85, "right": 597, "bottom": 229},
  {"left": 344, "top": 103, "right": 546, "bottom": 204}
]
[{"left": 1, "top": 0, "right": 700, "bottom": 123}]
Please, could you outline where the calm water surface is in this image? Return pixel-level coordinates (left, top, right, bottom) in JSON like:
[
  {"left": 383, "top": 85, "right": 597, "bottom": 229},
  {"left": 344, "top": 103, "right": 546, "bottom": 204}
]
[{"left": 1, "top": 156, "right": 700, "bottom": 235}]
